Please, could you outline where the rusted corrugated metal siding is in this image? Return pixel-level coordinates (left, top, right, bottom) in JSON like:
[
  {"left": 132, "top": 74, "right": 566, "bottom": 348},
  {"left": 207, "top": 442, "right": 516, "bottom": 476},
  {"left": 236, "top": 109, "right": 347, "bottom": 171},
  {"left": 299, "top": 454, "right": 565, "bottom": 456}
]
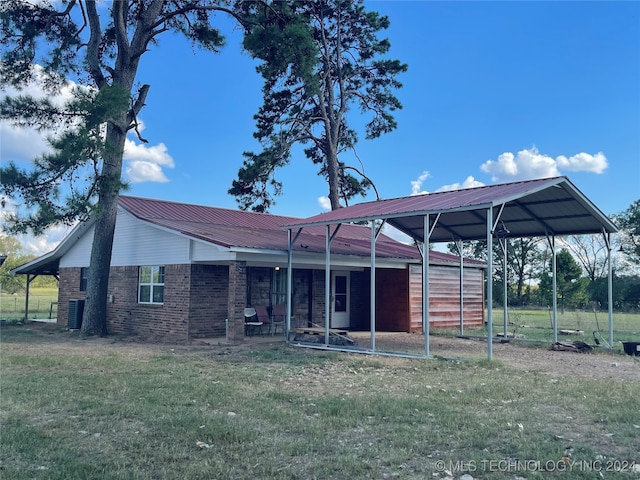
[{"left": 408, "top": 264, "right": 484, "bottom": 332}]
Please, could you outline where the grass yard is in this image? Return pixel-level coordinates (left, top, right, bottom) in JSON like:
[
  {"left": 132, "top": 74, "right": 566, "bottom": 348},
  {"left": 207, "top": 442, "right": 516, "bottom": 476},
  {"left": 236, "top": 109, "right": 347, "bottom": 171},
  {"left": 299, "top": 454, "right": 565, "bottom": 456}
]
[
  {"left": 1, "top": 323, "right": 639, "bottom": 479},
  {"left": 434, "top": 309, "right": 640, "bottom": 348}
]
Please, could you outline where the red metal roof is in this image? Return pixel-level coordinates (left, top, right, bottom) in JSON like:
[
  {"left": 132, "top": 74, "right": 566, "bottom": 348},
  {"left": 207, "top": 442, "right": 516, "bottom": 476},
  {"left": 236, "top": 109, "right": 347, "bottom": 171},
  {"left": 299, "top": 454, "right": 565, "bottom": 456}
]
[
  {"left": 284, "top": 177, "right": 617, "bottom": 242},
  {"left": 117, "top": 196, "right": 478, "bottom": 265}
]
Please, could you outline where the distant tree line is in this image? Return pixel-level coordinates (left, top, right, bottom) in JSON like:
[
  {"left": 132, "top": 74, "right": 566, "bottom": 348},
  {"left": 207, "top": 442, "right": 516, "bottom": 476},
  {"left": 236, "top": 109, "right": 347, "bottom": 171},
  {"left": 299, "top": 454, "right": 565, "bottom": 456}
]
[
  {"left": 448, "top": 199, "right": 640, "bottom": 312},
  {"left": 0, "top": 235, "right": 57, "bottom": 294}
]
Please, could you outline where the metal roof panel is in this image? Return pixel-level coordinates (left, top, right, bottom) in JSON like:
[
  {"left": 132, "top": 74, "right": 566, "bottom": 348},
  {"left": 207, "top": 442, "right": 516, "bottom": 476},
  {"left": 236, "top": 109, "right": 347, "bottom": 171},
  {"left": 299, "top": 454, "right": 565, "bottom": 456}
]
[{"left": 284, "top": 177, "right": 617, "bottom": 242}]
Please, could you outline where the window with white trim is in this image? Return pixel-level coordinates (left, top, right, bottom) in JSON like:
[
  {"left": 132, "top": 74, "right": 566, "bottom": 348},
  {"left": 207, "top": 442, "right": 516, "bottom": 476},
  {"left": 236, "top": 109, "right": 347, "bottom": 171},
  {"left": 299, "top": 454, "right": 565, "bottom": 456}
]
[{"left": 138, "top": 266, "right": 165, "bottom": 304}]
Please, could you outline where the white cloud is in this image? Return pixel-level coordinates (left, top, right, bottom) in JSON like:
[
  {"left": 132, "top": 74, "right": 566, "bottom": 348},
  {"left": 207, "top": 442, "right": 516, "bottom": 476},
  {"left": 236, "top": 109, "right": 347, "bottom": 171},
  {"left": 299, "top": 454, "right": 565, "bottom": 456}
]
[
  {"left": 123, "top": 139, "right": 174, "bottom": 183},
  {"left": 480, "top": 147, "right": 608, "bottom": 183},
  {"left": 124, "top": 139, "right": 174, "bottom": 166},
  {"left": 318, "top": 196, "right": 332, "bottom": 211},
  {"left": 556, "top": 152, "right": 608, "bottom": 173},
  {"left": 21, "top": 223, "right": 71, "bottom": 255},
  {"left": 411, "top": 171, "right": 430, "bottom": 195},
  {"left": 125, "top": 160, "right": 170, "bottom": 183},
  {"left": 409, "top": 171, "right": 483, "bottom": 196},
  {"left": 436, "top": 176, "right": 485, "bottom": 192}
]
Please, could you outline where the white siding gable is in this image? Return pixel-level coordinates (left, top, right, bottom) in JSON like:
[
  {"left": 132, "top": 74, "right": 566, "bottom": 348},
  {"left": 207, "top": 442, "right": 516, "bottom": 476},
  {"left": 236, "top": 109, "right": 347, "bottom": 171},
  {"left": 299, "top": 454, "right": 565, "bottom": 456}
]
[
  {"left": 59, "top": 225, "right": 95, "bottom": 268},
  {"left": 59, "top": 207, "right": 230, "bottom": 268},
  {"left": 110, "top": 210, "right": 190, "bottom": 266}
]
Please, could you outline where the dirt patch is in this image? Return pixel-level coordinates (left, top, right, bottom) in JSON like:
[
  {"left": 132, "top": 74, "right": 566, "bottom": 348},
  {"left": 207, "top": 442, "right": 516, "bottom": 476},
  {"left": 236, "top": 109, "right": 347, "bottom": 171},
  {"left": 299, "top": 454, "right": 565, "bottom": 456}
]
[
  {"left": 2, "top": 322, "right": 639, "bottom": 381},
  {"left": 349, "top": 332, "right": 640, "bottom": 382}
]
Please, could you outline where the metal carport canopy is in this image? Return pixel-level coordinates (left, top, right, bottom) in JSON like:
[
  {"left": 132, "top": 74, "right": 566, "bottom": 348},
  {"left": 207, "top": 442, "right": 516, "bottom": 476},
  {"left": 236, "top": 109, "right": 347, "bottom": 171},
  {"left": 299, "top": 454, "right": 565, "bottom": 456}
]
[
  {"left": 283, "top": 176, "right": 618, "bottom": 241},
  {"left": 282, "top": 176, "right": 618, "bottom": 360}
]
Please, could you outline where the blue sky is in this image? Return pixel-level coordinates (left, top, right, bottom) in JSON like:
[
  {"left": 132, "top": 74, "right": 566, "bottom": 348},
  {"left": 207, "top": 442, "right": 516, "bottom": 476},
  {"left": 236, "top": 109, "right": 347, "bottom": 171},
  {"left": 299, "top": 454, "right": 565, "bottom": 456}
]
[{"left": 1, "top": 1, "right": 639, "bottom": 254}]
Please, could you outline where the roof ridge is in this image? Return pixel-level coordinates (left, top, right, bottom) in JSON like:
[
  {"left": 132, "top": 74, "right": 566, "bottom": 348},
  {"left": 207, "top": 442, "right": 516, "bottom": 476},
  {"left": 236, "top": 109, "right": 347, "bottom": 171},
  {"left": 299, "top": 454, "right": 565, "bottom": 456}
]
[
  {"left": 118, "top": 195, "right": 302, "bottom": 222},
  {"left": 362, "top": 175, "right": 568, "bottom": 205}
]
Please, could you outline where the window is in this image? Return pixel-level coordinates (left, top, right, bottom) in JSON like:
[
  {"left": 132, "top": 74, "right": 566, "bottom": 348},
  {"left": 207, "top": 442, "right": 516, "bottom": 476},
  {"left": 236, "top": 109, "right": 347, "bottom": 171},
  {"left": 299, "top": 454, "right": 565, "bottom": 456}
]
[
  {"left": 79, "top": 267, "right": 89, "bottom": 292},
  {"left": 334, "top": 274, "right": 347, "bottom": 312},
  {"left": 138, "top": 266, "right": 165, "bottom": 304},
  {"left": 271, "top": 267, "right": 287, "bottom": 306}
]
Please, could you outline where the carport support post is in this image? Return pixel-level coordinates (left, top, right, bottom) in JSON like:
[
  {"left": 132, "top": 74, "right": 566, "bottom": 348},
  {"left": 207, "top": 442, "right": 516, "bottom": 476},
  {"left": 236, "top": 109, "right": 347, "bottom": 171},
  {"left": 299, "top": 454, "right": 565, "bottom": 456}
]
[
  {"left": 457, "top": 240, "right": 464, "bottom": 336},
  {"left": 370, "top": 220, "right": 376, "bottom": 351},
  {"left": 502, "top": 238, "right": 508, "bottom": 338},
  {"left": 486, "top": 209, "right": 493, "bottom": 360},
  {"left": 286, "top": 229, "right": 293, "bottom": 340},
  {"left": 423, "top": 215, "right": 430, "bottom": 357},
  {"left": 325, "top": 224, "right": 331, "bottom": 346},
  {"left": 606, "top": 232, "right": 614, "bottom": 348},
  {"left": 552, "top": 236, "right": 558, "bottom": 344}
]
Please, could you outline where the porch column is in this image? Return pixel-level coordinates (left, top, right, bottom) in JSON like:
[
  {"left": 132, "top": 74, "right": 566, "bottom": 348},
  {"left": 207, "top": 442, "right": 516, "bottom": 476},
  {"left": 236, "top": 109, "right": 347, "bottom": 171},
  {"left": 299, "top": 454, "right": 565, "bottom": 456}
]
[
  {"left": 25, "top": 274, "right": 31, "bottom": 322},
  {"left": 227, "top": 260, "right": 247, "bottom": 343}
]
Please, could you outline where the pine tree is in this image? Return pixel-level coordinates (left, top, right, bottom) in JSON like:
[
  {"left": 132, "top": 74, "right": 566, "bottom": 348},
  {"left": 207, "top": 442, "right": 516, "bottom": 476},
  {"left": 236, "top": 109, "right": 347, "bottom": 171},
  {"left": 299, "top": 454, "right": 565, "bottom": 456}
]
[{"left": 229, "top": 0, "right": 407, "bottom": 212}]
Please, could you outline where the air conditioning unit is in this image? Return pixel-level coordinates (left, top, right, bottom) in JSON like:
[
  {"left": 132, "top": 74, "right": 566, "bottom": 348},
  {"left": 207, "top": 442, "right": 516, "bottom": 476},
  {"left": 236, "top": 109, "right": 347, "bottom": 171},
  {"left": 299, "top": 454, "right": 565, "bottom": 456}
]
[{"left": 68, "top": 299, "right": 85, "bottom": 330}]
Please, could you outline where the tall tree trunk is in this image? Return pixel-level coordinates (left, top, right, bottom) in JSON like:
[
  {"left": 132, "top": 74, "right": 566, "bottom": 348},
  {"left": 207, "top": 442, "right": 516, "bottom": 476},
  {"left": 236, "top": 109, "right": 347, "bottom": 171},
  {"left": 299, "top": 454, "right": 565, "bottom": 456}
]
[
  {"left": 79, "top": 0, "right": 155, "bottom": 335},
  {"left": 326, "top": 147, "right": 341, "bottom": 210},
  {"left": 81, "top": 123, "right": 127, "bottom": 336}
]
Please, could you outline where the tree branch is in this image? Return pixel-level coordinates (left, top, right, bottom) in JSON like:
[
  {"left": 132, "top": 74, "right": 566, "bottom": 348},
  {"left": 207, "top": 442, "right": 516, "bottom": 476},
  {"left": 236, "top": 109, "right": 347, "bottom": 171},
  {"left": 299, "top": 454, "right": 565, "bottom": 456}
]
[
  {"left": 127, "top": 84, "right": 150, "bottom": 143},
  {"left": 84, "top": 0, "right": 105, "bottom": 87}
]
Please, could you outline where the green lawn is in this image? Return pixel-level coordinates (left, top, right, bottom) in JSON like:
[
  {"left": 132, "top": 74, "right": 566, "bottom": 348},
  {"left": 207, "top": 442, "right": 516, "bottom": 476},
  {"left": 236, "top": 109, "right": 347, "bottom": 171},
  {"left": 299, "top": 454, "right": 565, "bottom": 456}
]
[
  {"left": 1, "top": 323, "right": 638, "bottom": 479},
  {"left": 433, "top": 308, "right": 640, "bottom": 348}
]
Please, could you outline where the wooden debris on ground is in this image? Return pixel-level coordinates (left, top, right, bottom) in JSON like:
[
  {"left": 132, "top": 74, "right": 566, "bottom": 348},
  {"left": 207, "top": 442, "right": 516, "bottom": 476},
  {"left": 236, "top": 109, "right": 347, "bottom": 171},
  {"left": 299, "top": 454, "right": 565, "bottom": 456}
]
[{"left": 551, "top": 341, "right": 593, "bottom": 353}]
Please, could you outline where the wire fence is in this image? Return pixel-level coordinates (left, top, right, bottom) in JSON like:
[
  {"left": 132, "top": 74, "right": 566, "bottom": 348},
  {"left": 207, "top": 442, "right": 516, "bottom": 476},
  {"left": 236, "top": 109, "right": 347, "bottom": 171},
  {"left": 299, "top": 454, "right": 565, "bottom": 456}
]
[{"left": 0, "top": 294, "right": 58, "bottom": 321}]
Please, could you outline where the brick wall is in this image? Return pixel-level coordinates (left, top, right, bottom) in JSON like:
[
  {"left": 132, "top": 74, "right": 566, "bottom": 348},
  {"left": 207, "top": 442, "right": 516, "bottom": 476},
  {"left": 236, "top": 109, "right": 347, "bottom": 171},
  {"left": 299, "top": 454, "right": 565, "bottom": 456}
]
[
  {"left": 107, "top": 265, "right": 189, "bottom": 339},
  {"left": 189, "top": 264, "right": 229, "bottom": 338},
  {"left": 58, "top": 263, "right": 427, "bottom": 340},
  {"left": 57, "top": 268, "right": 86, "bottom": 328},
  {"left": 227, "top": 261, "right": 246, "bottom": 342},
  {"left": 60, "top": 264, "right": 237, "bottom": 341}
]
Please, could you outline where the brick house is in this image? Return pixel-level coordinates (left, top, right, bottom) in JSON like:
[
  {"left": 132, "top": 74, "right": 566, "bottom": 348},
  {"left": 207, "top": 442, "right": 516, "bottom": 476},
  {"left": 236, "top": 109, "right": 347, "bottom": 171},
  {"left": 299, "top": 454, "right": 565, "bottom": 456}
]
[{"left": 14, "top": 196, "right": 485, "bottom": 341}]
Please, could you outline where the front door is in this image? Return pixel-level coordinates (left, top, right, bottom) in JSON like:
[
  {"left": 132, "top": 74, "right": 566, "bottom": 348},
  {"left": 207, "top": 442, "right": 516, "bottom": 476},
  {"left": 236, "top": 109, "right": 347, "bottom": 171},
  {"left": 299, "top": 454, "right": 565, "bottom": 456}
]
[{"left": 331, "top": 271, "right": 350, "bottom": 329}]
